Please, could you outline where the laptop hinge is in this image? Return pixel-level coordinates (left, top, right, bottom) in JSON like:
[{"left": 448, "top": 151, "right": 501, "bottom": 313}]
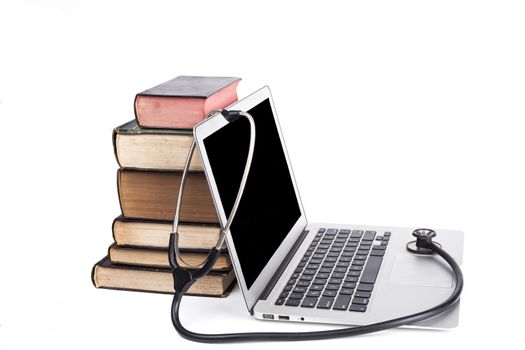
[{"left": 256, "top": 228, "right": 310, "bottom": 305}]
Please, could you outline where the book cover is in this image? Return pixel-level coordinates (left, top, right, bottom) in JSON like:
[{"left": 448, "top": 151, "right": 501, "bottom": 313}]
[
  {"left": 134, "top": 76, "right": 241, "bottom": 129},
  {"left": 92, "top": 256, "right": 235, "bottom": 297},
  {"left": 113, "top": 120, "right": 204, "bottom": 171}
]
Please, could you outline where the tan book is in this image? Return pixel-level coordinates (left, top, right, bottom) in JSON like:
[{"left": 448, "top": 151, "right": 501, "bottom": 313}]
[
  {"left": 113, "top": 120, "right": 205, "bottom": 171},
  {"left": 108, "top": 244, "right": 231, "bottom": 271},
  {"left": 92, "top": 256, "right": 235, "bottom": 297},
  {"left": 118, "top": 169, "right": 218, "bottom": 223},
  {"left": 112, "top": 216, "right": 221, "bottom": 250}
]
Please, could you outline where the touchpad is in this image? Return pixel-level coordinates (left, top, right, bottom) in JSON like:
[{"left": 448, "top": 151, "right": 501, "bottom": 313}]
[{"left": 389, "top": 253, "right": 453, "bottom": 288}]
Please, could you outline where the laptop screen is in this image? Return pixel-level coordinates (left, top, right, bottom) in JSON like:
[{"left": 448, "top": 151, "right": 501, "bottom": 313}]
[{"left": 203, "top": 98, "right": 302, "bottom": 289}]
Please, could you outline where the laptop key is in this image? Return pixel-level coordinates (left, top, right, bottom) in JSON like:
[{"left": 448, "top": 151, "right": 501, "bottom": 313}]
[
  {"left": 289, "top": 293, "right": 305, "bottom": 299},
  {"left": 345, "top": 276, "right": 359, "bottom": 283},
  {"left": 370, "top": 250, "right": 385, "bottom": 257},
  {"left": 300, "top": 275, "right": 314, "bottom": 281},
  {"left": 339, "top": 288, "right": 354, "bottom": 295},
  {"left": 361, "top": 256, "right": 383, "bottom": 284},
  {"left": 296, "top": 281, "right": 310, "bottom": 287},
  {"left": 309, "top": 285, "right": 323, "bottom": 291},
  {"left": 342, "top": 282, "right": 356, "bottom": 289},
  {"left": 275, "top": 298, "right": 285, "bottom": 305},
  {"left": 363, "top": 231, "right": 376, "bottom": 241},
  {"left": 280, "top": 292, "right": 289, "bottom": 298},
  {"left": 323, "top": 290, "right": 337, "bottom": 297},
  {"left": 357, "top": 283, "right": 374, "bottom": 292},
  {"left": 325, "top": 284, "right": 340, "bottom": 290},
  {"left": 307, "top": 290, "right": 321, "bottom": 297},
  {"left": 333, "top": 295, "right": 352, "bottom": 310},
  {"left": 349, "top": 304, "right": 367, "bottom": 312},
  {"left": 293, "top": 287, "right": 307, "bottom": 293},
  {"left": 350, "top": 230, "right": 363, "bottom": 238},
  {"left": 301, "top": 297, "right": 318, "bottom": 308},
  {"left": 355, "top": 291, "right": 371, "bottom": 298},
  {"left": 285, "top": 299, "right": 301, "bottom": 307},
  {"left": 317, "top": 297, "right": 335, "bottom": 309},
  {"left": 316, "top": 272, "right": 330, "bottom": 279},
  {"left": 352, "top": 297, "right": 369, "bottom": 305}
]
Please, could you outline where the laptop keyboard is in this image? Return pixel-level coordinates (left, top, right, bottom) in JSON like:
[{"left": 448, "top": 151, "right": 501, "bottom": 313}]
[{"left": 275, "top": 228, "right": 390, "bottom": 312}]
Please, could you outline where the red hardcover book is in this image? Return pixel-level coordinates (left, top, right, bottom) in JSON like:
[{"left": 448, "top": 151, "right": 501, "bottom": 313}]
[{"left": 134, "top": 76, "right": 240, "bottom": 129}]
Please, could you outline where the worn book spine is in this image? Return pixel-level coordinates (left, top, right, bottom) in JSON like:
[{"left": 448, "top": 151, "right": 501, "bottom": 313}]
[
  {"left": 117, "top": 169, "right": 218, "bottom": 223},
  {"left": 91, "top": 256, "right": 235, "bottom": 297},
  {"left": 108, "top": 244, "right": 231, "bottom": 271},
  {"left": 113, "top": 120, "right": 205, "bottom": 171},
  {"left": 112, "top": 216, "right": 222, "bottom": 250}
]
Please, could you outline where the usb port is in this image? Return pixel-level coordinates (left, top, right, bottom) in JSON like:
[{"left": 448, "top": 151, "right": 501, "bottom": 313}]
[
  {"left": 262, "top": 314, "right": 274, "bottom": 319},
  {"left": 278, "top": 315, "right": 290, "bottom": 320}
]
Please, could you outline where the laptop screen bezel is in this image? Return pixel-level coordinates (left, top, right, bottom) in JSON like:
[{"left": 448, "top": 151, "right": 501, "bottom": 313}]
[{"left": 194, "top": 86, "right": 307, "bottom": 311}]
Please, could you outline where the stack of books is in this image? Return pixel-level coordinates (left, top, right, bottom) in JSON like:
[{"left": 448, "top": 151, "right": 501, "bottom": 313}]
[{"left": 92, "top": 76, "right": 241, "bottom": 297}]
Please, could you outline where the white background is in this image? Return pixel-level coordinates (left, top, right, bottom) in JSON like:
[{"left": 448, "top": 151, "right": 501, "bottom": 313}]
[{"left": 1, "top": 0, "right": 524, "bottom": 348}]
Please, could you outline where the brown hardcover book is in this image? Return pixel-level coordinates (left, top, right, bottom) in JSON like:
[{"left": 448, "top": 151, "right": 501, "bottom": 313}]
[
  {"left": 118, "top": 169, "right": 218, "bottom": 223},
  {"left": 113, "top": 120, "right": 204, "bottom": 171},
  {"left": 108, "top": 244, "right": 231, "bottom": 271},
  {"left": 112, "top": 216, "right": 221, "bottom": 250},
  {"left": 134, "top": 76, "right": 240, "bottom": 129},
  {"left": 92, "top": 256, "right": 235, "bottom": 297}
]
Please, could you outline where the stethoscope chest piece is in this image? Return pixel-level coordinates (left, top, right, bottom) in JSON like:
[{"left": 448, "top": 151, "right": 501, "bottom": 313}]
[{"left": 406, "top": 228, "right": 441, "bottom": 255}]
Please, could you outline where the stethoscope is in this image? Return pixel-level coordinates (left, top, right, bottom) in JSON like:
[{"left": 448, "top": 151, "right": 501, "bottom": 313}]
[{"left": 168, "top": 109, "right": 464, "bottom": 343}]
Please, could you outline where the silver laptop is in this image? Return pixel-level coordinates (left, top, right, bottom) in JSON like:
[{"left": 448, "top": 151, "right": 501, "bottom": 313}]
[{"left": 194, "top": 86, "right": 464, "bottom": 329}]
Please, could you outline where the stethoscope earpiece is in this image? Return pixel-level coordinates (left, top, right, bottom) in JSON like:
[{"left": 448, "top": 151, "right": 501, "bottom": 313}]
[{"left": 406, "top": 228, "right": 441, "bottom": 255}]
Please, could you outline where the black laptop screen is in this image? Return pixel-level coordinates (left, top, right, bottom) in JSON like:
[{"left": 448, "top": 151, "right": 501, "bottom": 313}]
[{"left": 203, "top": 98, "right": 302, "bottom": 289}]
